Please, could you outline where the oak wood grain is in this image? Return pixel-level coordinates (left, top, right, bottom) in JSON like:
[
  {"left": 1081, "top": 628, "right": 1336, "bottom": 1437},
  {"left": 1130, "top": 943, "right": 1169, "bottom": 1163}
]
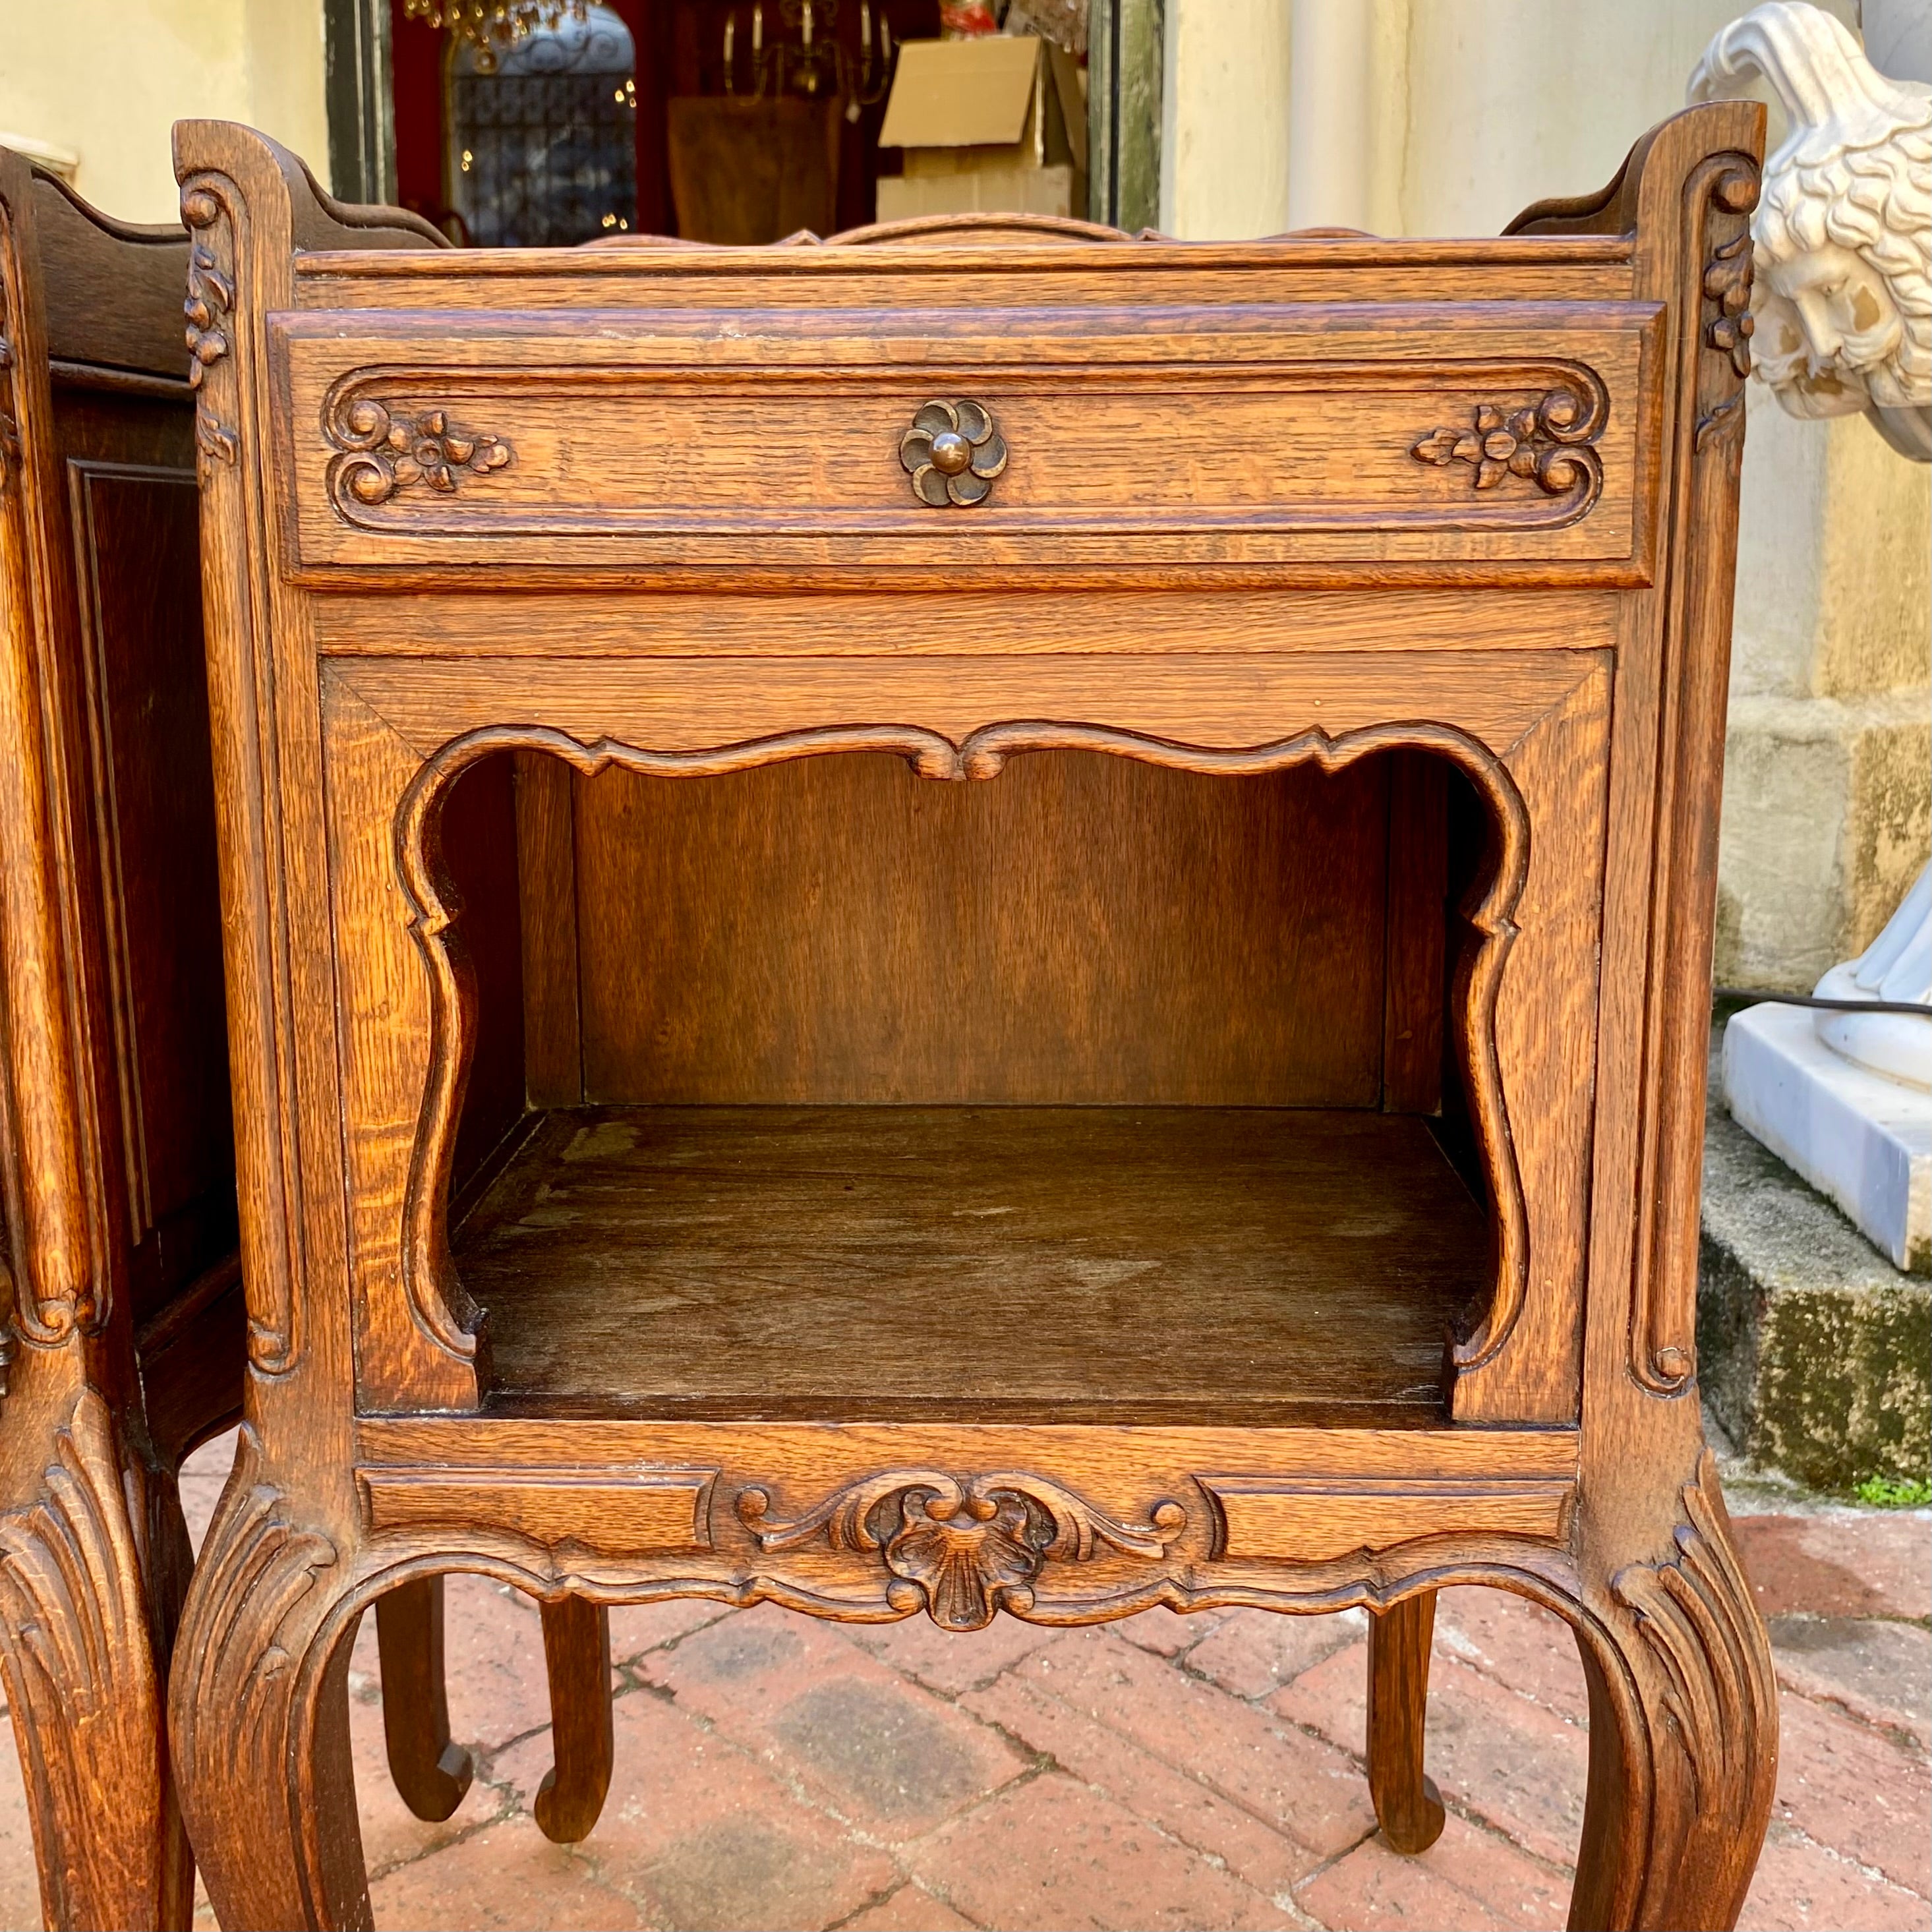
[
  {"left": 573, "top": 749, "right": 1388, "bottom": 1107},
  {"left": 512, "top": 750, "right": 581, "bottom": 1109},
  {"left": 274, "top": 312, "right": 1651, "bottom": 576},
  {"left": 532, "top": 1597, "right": 614, "bottom": 1846},
  {"left": 1382, "top": 751, "right": 1448, "bottom": 1114},
  {"left": 1204, "top": 1477, "right": 1569, "bottom": 1562},
  {"left": 372, "top": 1577, "right": 475, "bottom": 1823},
  {"left": 454, "top": 1103, "right": 1486, "bottom": 1421},
  {"left": 308, "top": 585, "right": 1622, "bottom": 661},
  {"left": 1368, "top": 1594, "right": 1447, "bottom": 1852}
]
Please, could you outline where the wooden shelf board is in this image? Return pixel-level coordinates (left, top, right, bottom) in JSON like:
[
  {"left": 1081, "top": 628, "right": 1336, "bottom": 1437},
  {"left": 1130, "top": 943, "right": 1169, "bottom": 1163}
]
[{"left": 456, "top": 1105, "right": 1489, "bottom": 1424}]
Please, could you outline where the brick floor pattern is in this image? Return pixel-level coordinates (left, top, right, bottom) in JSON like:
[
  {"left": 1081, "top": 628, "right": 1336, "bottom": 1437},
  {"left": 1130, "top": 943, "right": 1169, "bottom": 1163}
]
[{"left": 1, "top": 1463, "right": 1927, "bottom": 1932}]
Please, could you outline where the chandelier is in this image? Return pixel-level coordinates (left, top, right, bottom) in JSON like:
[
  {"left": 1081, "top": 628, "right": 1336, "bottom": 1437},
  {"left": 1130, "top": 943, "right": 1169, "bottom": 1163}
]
[
  {"left": 722, "top": 1, "right": 896, "bottom": 111},
  {"left": 402, "top": 1, "right": 590, "bottom": 73}
]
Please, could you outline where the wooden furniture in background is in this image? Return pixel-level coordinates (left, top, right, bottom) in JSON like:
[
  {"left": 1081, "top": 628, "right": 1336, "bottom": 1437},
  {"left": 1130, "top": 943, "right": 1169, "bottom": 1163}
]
[
  {"left": 0, "top": 148, "right": 602, "bottom": 1932},
  {"left": 666, "top": 96, "right": 844, "bottom": 244},
  {"left": 170, "top": 101, "right": 1773, "bottom": 1931}
]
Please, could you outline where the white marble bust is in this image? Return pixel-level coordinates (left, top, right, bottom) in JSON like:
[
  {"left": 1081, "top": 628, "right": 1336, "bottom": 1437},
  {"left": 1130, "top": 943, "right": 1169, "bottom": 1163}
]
[{"left": 1691, "top": 1, "right": 1931, "bottom": 458}]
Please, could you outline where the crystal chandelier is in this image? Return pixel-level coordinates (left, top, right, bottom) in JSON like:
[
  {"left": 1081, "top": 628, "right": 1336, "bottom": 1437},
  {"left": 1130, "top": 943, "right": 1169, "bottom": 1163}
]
[{"left": 402, "top": 1, "right": 590, "bottom": 73}]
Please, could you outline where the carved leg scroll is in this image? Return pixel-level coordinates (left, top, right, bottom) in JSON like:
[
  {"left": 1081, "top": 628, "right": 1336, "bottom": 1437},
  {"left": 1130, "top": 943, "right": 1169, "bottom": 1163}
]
[
  {"left": 1366, "top": 1591, "right": 1446, "bottom": 1854},
  {"left": 0, "top": 1386, "right": 192, "bottom": 1932},
  {"left": 533, "top": 1595, "right": 614, "bottom": 1844},
  {"left": 169, "top": 1427, "right": 370, "bottom": 1932},
  {"left": 1566, "top": 1455, "right": 1777, "bottom": 1932},
  {"left": 374, "top": 1574, "right": 475, "bottom": 1821}
]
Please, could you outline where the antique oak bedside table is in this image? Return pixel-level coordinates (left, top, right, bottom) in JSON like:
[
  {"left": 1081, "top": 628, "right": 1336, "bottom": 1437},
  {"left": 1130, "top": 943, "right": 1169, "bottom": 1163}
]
[
  {"left": 0, "top": 148, "right": 609, "bottom": 1932},
  {"left": 171, "top": 103, "right": 1773, "bottom": 1931}
]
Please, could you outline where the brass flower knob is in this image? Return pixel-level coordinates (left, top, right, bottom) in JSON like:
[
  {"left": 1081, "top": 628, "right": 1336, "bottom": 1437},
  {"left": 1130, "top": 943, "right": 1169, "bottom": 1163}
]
[{"left": 900, "top": 398, "right": 1007, "bottom": 506}]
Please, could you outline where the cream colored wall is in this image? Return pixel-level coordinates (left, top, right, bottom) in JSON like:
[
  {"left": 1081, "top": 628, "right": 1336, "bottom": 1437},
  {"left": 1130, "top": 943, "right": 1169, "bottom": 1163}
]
[
  {"left": 1162, "top": 0, "right": 1927, "bottom": 991},
  {"left": 1393, "top": 0, "right": 1822, "bottom": 235},
  {"left": 1159, "top": 0, "right": 1293, "bottom": 239},
  {"left": 0, "top": 0, "right": 330, "bottom": 223}
]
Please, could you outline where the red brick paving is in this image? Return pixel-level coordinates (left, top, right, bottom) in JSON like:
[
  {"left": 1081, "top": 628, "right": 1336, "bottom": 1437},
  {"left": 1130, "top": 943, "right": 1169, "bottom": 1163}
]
[
  {"left": 1731, "top": 1515, "right": 1931, "bottom": 1620},
  {"left": 1, "top": 1446, "right": 1926, "bottom": 1932}
]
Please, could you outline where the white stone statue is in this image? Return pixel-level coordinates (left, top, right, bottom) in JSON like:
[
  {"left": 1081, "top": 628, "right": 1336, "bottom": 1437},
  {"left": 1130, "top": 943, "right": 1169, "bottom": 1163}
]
[
  {"left": 1690, "top": 0, "right": 1932, "bottom": 458},
  {"left": 1693, "top": 2, "right": 1931, "bottom": 1273}
]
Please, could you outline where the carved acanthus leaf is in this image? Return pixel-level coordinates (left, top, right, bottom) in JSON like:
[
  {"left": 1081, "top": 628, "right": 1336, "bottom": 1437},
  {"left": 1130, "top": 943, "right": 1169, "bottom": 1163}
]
[
  {"left": 196, "top": 408, "right": 238, "bottom": 469},
  {"left": 326, "top": 397, "right": 513, "bottom": 509},
  {"left": 1, "top": 1212, "right": 15, "bottom": 1401},
  {"left": 1703, "top": 229, "right": 1756, "bottom": 378},
  {"left": 0, "top": 1387, "right": 149, "bottom": 1703},
  {"left": 183, "top": 243, "right": 232, "bottom": 390},
  {"left": 1612, "top": 1451, "right": 1778, "bottom": 1833},
  {"left": 169, "top": 1423, "right": 337, "bottom": 1799},
  {"left": 0, "top": 1386, "right": 169, "bottom": 1920},
  {"left": 180, "top": 184, "right": 240, "bottom": 477},
  {"left": 739, "top": 1472, "right": 1186, "bottom": 1630},
  {"left": 1411, "top": 386, "right": 1604, "bottom": 504}
]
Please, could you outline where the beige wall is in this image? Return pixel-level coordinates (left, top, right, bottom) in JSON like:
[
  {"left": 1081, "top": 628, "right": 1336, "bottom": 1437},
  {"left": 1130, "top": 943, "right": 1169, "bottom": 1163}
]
[
  {"left": 1720, "top": 392, "right": 1931, "bottom": 987},
  {"left": 1159, "top": 0, "right": 1293, "bottom": 240},
  {"left": 0, "top": 0, "right": 330, "bottom": 223}
]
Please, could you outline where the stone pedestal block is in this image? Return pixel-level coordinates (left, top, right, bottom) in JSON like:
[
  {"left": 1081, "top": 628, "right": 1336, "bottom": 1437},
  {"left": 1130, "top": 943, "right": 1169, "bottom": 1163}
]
[{"left": 1724, "top": 1001, "right": 1931, "bottom": 1273}]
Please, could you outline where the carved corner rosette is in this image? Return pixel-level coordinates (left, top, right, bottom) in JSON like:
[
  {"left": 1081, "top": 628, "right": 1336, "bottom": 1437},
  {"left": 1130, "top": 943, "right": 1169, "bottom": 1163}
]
[
  {"left": 738, "top": 1471, "right": 1187, "bottom": 1629},
  {"left": 1411, "top": 384, "right": 1606, "bottom": 507},
  {"left": 325, "top": 392, "right": 513, "bottom": 513},
  {"left": 180, "top": 182, "right": 240, "bottom": 474}
]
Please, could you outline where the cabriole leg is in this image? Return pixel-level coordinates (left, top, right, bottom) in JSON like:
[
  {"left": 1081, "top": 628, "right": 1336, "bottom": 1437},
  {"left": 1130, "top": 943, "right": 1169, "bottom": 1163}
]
[
  {"left": 533, "top": 1595, "right": 614, "bottom": 1844},
  {"left": 0, "top": 1386, "right": 192, "bottom": 1931},
  {"left": 1366, "top": 1589, "right": 1446, "bottom": 1854},
  {"left": 374, "top": 1574, "right": 475, "bottom": 1821},
  {"left": 168, "top": 1427, "right": 370, "bottom": 1932},
  {"left": 1565, "top": 1455, "right": 1777, "bottom": 1931}
]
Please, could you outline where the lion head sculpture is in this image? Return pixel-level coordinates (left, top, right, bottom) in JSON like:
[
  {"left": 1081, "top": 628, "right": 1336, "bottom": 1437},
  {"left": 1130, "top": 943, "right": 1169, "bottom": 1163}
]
[{"left": 1691, "top": 1, "right": 1931, "bottom": 459}]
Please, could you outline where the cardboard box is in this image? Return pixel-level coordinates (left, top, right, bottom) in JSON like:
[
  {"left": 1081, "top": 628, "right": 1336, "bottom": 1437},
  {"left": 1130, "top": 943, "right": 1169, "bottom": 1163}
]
[{"left": 875, "top": 35, "right": 1088, "bottom": 223}]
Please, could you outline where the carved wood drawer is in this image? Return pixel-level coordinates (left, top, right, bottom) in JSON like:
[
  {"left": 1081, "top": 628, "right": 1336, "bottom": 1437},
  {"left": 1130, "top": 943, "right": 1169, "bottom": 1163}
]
[{"left": 272, "top": 302, "right": 1660, "bottom": 580}]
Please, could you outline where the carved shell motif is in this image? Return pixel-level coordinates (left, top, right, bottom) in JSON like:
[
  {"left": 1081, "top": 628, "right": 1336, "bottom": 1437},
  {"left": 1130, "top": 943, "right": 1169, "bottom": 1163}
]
[{"left": 740, "top": 1472, "right": 1186, "bottom": 1630}]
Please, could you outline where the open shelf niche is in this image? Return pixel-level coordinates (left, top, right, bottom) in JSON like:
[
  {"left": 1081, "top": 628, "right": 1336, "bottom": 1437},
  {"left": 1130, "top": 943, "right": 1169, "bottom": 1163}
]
[{"left": 428, "top": 739, "right": 1506, "bottom": 1426}]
